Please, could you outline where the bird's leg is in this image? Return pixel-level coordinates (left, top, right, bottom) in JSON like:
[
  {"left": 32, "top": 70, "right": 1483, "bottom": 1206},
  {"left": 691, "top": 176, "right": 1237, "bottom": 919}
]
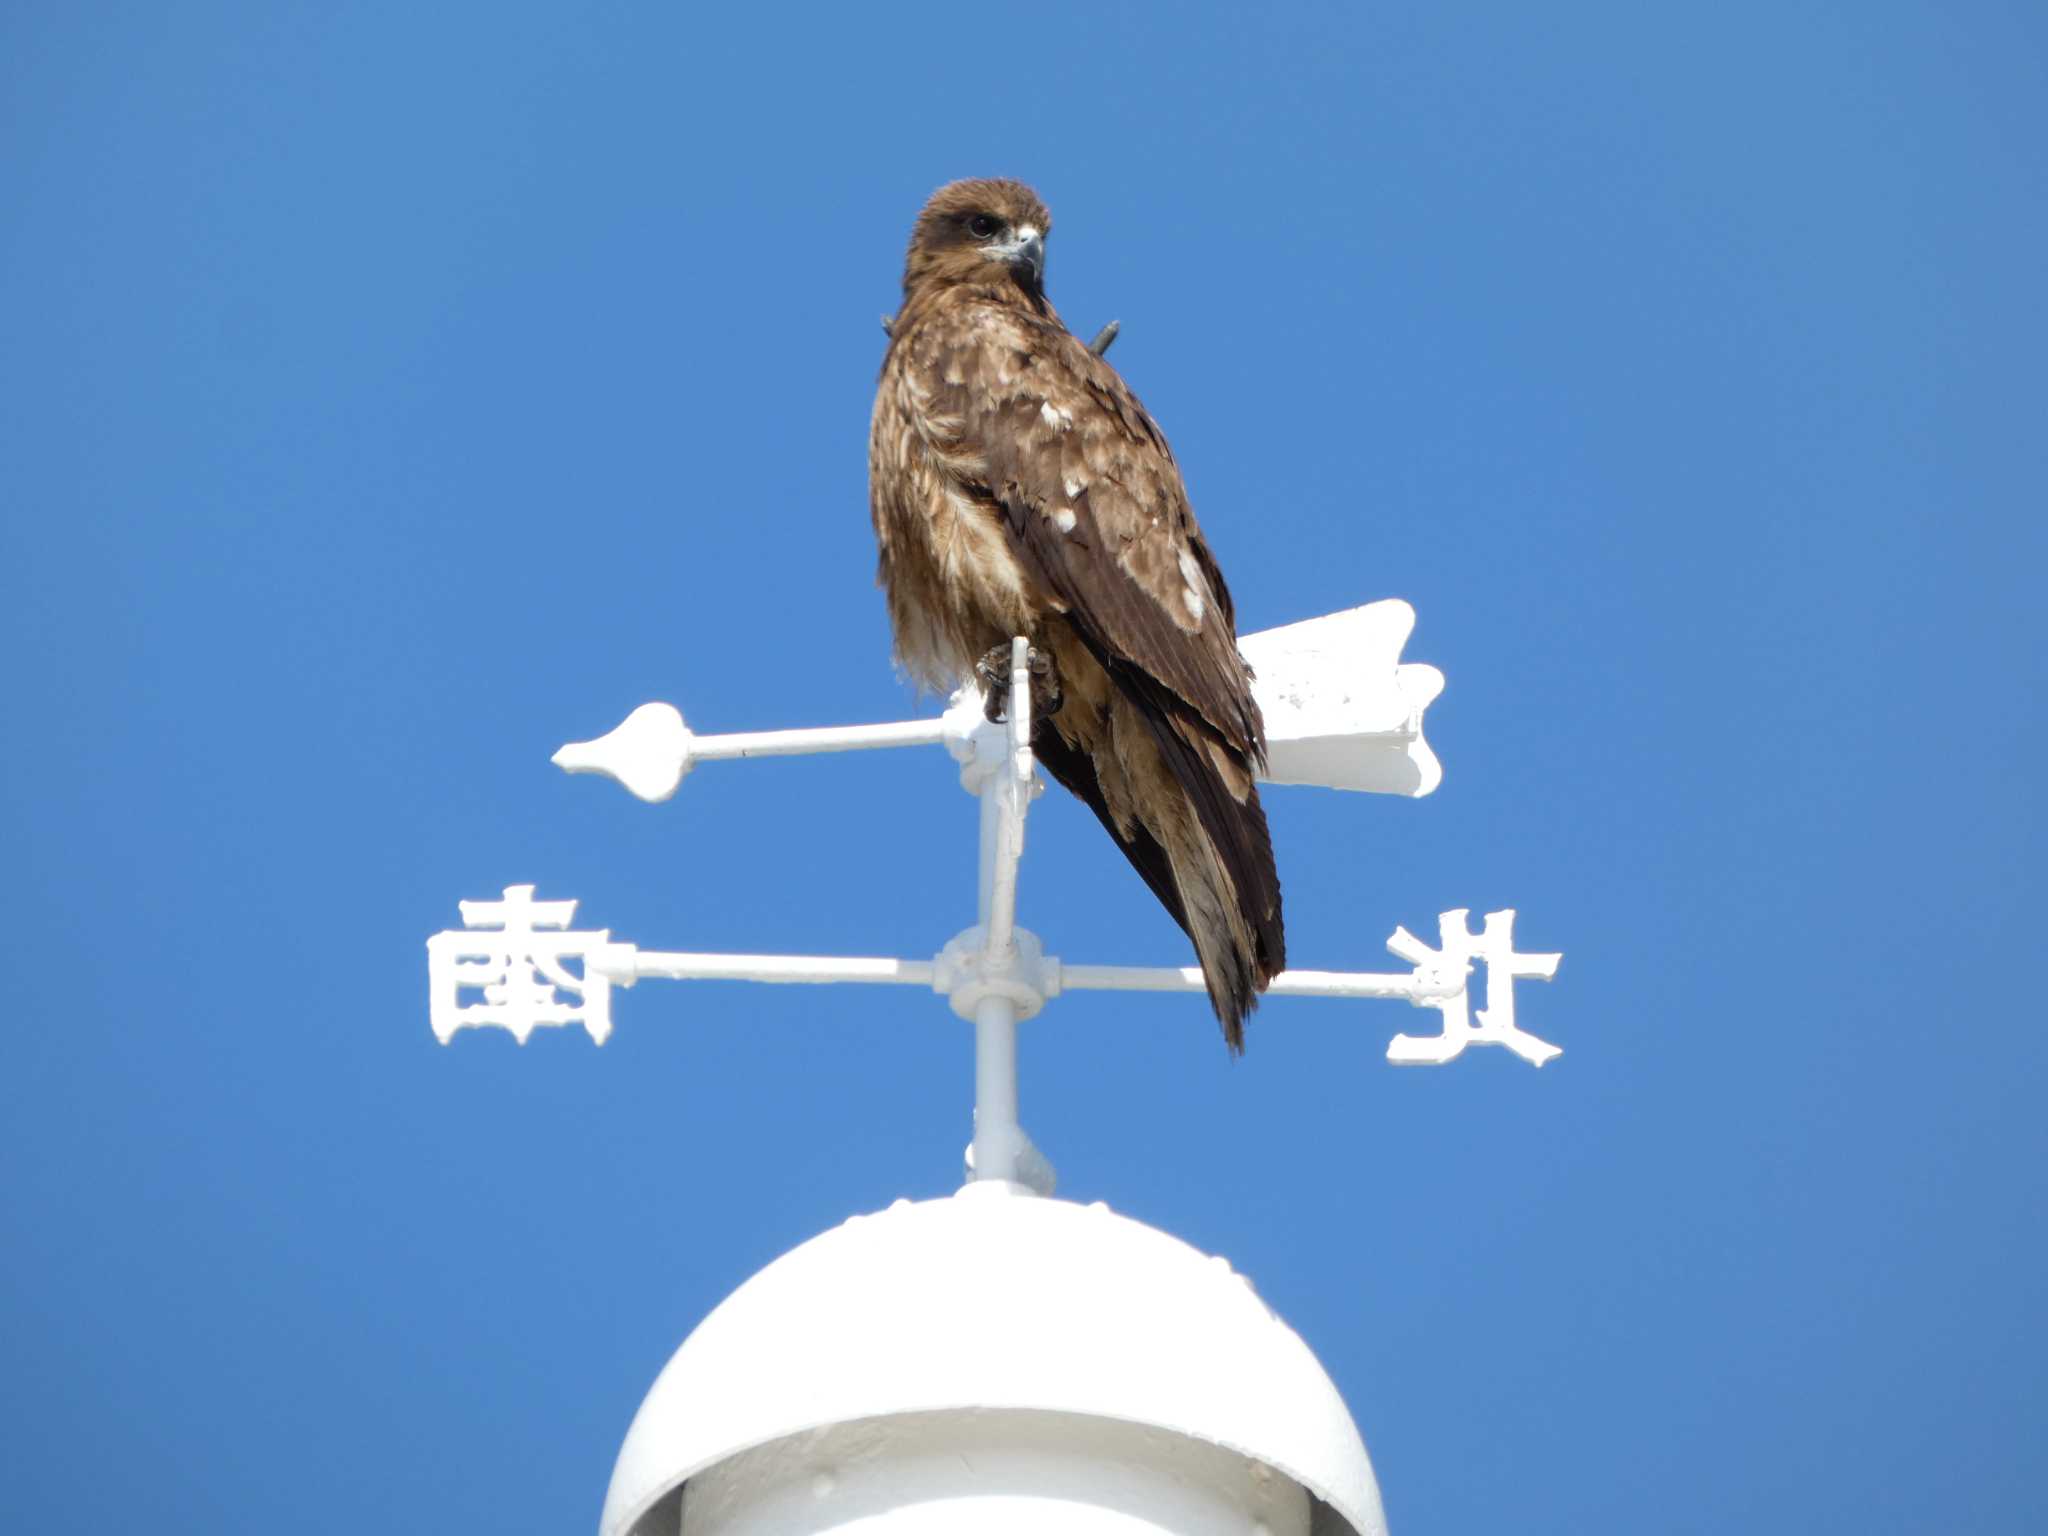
[
  {"left": 977, "top": 643, "right": 1063, "bottom": 724},
  {"left": 1031, "top": 647, "right": 1063, "bottom": 718}
]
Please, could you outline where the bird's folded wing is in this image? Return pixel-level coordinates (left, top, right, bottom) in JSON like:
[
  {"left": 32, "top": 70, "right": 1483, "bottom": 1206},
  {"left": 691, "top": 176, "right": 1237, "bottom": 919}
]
[{"left": 907, "top": 307, "right": 1265, "bottom": 760}]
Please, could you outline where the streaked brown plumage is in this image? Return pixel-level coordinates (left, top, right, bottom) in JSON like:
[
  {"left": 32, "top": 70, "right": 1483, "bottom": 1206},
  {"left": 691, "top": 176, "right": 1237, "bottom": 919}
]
[{"left": 869, "top": 178, "right": 1283, "bottom": 1050}]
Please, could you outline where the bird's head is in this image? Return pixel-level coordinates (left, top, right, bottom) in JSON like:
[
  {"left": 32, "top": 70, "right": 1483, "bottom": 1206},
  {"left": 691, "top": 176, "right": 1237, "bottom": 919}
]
[{"left": 901, "top": 178, "right": 1053, "bottom": 304}]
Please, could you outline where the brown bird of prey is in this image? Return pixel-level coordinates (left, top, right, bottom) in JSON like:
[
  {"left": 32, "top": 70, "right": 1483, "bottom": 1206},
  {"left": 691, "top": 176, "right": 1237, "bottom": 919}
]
[{"left": 869, "top": 178, "right": 1284, "bottom": 1049}]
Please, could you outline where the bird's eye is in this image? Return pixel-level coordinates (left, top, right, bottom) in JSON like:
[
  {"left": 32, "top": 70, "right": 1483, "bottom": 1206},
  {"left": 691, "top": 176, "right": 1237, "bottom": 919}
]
[{"left": 967, "top": 214, "right": 1001, "bottom": 239}]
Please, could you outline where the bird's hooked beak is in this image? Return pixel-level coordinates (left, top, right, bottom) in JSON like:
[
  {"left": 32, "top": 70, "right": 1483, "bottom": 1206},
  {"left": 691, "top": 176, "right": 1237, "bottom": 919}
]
[{"left": 995, "top": 224, "right": 1045, "bottom": 286}]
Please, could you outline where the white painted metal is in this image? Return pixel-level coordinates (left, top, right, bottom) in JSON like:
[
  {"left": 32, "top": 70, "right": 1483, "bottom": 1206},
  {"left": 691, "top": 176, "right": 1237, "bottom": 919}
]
[
  {"left": 1385, "top": 908, "right": 1563, "bottom": 1066},
  {"left": 1239, "top": 601, "right": 1444, "bottom": 796},
  {"left": 628, "top": 953, "right": 935, "bottom": 988},
  {"left": 981, "top": 638, "right": 1035, "bottom": 962},
  {"left": 427, "top": 607, "right": 1556, "bottom": 1186},
  {"left": 424, "top": 596, "right": 1572, "bottom": 1536},
  {"left": 426, "top": 885, "right": 616, "bottom": 1045},
  {"left": 959, "top": 639, "right": 1048, "bottom": 1191},
  {"left": 600, "top": 1184, "right": 1385, "bottom": 1536},
  {"left": 1052, "top": 961, "right": 1451, "bottom": 1000},
  {"left": 676, "top": 1411, "right": 1310, "bottom": 1536},
  {"left": 971, "top": 993, "right": 1024, "bottom": 1187},
  {"left": 425, "top": 891, "right": 1560, "bottom": 1068},
  {"left": 422, "top": 596, "right": 1570, "bottom": 1536},
  {"left": 550, "top": 704, "right": 953, "bottom": 805},
  {"left": 551, "top": 600, "right": 1442, "bottom": 803}
]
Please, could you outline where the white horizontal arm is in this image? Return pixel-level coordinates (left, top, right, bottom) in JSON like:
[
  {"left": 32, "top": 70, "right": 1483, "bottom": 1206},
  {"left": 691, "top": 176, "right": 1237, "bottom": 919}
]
[
  {"left": 1051, "top": 963, "right": 1461, "bottom": 1003},
  {"left": 428, "top": 888, "right": 1559, "bottom": 1064},
  {"left": 600, "top": 950, "right": 937, "bottom": 988},
  {"left": 550, "top": 702, "right": 963, "bottom": 803},
  {"left": 688, "top": 717, "right": 950, "bottom": 762},
  {"left": 554, "top": 599, "right": 1442, "bottom": 802},
  {"left": 597, "top": 948, "right": 1454, "bottom": 1003}
]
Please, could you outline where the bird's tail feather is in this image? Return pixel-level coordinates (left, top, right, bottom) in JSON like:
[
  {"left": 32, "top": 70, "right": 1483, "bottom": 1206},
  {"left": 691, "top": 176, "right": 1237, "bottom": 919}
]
[
  {"left": 1032, "top": 653, "right": 1287, "bottom": 1052},
  {"left": 1171, "top": 836, "right": 1266, "bottom": 1051},
  {"left": 1134, "top": 711, "right": 1286, "bottom": 1053}
]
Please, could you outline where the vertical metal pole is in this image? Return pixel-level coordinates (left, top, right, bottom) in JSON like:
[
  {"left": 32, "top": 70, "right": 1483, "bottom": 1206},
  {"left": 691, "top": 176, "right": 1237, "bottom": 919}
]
[
  {"left": 969, "top": 637, "right": 1031, "bottom": 1186},
  {"left": 976, "top": 768, "right": 1000, "bottom": 929},
  {"left": 971, "top": 755, "right": 1024, "bottom": 1184},
  {"left": 972, "top": 991, "right": 1020, "bottom": 1184},
  {"left": 982, "top": 638, "right": 1029, "bottom": 963}
]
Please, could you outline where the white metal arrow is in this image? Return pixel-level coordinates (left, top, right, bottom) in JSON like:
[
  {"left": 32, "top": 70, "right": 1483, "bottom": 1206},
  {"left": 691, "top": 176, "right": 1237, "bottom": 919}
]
[{"left": 549, "top": 601, "right": 1445, "bottom": 803}]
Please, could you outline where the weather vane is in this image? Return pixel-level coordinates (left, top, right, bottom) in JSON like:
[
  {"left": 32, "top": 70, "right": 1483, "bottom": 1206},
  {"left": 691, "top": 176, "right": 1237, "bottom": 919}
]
[
  {"left": 430, "top": 177, "right": 1562, "bottom": 1196},
  {"left": 426, "top": 600, "right": 1560, "bottom": 1195}
]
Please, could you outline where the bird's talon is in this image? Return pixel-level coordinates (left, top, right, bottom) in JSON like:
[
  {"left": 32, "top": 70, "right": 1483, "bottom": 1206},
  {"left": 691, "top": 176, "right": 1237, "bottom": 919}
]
[{"left": 976, "top": 644, "right": 1064, "bottom": 722}]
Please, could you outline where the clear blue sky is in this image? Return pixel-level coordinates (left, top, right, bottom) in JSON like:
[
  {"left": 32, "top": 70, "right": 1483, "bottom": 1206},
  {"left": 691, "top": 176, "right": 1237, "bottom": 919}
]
[{"left": 3, "top": 4, "right": 2042, "bottom": 1531}]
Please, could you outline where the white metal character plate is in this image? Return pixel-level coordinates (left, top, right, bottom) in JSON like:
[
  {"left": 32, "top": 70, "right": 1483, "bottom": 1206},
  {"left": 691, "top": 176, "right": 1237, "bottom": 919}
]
[{"left": 426, "top": 885, "right": 622, "bottom": 1045}]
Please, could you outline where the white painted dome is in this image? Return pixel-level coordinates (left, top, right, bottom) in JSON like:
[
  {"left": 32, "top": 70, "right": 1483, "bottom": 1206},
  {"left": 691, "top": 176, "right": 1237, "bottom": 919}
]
[{"left": 601, "top": 1181, "right": 1386, "bottom": 1536}]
